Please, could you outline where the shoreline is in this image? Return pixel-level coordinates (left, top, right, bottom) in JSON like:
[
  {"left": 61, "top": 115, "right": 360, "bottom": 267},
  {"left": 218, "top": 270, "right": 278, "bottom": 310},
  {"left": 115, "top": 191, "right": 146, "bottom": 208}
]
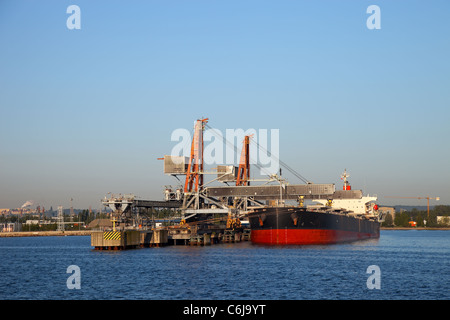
[
  {"left": 1, "top": 228, "right": 449, "bottom": 237},
  {"left": 0, "top": 230, "right": 92, "bottom": 237},
  {"left": 381, "top": 227, "right": 450, "bottom": 230}
]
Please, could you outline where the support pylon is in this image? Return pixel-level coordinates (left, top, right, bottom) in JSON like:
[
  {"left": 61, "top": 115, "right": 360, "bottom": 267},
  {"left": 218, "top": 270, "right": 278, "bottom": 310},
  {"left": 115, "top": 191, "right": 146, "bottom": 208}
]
[
  {"left": 236, "top": 135, "right": 251, "bottom": 186},
  {"left": 184, "top": 118, "right": 208, "bottom": 193}
]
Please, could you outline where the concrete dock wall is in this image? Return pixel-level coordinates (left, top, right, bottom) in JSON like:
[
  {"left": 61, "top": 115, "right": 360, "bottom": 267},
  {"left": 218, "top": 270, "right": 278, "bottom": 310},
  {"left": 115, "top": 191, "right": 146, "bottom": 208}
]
[
  {"left": 91, "top": 230, "right": 141, "bottom": 249},
  {"left": 0, "top": 230, "right": 92, "bottom": 237}
]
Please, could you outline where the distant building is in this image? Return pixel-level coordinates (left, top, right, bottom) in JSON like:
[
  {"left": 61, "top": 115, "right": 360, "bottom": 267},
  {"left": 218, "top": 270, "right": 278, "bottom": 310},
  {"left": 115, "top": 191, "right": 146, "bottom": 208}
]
[
  {"left": 379, "top": 207, "right": 395, "bottom": 220},
  {"left": 437, "top": 216, "right": 450, "bottom": 226},
  {"left": 25, "top": 220, "right": 40, "bottom": 225},
  {"left": 88, "top": 219, "right": 113, "bottom": 230},
  {"left": 0, "top": 223, "right": 21, "bottom": 232}
]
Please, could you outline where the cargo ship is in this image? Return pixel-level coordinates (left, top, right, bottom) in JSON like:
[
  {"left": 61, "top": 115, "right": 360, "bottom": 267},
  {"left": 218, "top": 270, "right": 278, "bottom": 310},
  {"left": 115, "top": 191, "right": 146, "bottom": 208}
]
[
  {"left": 248, "top": 170, "right": 383, "bottom": 245},
  {"left": 159, "top": 118, "right": 383, "bottom": 245}
]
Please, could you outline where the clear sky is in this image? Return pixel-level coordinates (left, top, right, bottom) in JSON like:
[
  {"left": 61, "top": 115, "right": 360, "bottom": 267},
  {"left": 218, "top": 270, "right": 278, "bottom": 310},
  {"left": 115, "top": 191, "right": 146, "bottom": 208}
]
[{"left": 1, "top": 0, "right": 449, "bottom": 210}]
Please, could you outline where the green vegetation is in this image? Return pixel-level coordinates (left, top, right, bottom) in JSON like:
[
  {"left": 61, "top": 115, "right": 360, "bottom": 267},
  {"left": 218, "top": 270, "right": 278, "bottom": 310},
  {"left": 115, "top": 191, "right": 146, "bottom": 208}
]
[
  {"left": 0, "top": 208, "right": 181, "bottom": 231},
  {"left": 0, "top": 210, "right": 110, "bottom": 231},
  {"left": 381, "top": 205, "right": 450, "bottom": 228},
  {"left": 2, "top": 206, "right": 449, "bottom": 230}
]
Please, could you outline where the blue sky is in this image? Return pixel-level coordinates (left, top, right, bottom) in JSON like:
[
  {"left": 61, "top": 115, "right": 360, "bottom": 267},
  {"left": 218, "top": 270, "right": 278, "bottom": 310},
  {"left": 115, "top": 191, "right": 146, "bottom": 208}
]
[{"left": 1, "top": 0, "right": 449, "bottom": 209}]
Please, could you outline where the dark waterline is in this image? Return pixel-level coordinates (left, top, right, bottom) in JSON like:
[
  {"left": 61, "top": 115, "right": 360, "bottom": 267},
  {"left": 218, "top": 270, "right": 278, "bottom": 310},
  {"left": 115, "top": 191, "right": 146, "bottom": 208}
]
[{"left": 0, "top": 230, "right": 449, "bottom": 300}]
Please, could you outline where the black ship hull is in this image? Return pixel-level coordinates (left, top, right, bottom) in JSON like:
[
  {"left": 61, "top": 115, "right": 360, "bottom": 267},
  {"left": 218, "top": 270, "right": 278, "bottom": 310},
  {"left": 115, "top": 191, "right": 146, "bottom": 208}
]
[{"left": 248, "top": 207, "right": 380, "bottom": 245}]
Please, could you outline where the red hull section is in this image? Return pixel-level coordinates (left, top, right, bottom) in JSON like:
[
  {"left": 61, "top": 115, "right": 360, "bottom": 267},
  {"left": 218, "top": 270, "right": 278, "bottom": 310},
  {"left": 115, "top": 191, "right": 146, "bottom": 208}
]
[{"left": 251, "top": 229, "right": 379, "bottom": 245}]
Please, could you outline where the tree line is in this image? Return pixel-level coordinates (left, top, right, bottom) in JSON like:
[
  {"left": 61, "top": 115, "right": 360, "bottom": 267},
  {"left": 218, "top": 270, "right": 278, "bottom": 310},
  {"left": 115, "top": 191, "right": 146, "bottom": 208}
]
[
  {"left": 382, "top": 205, "right": 450, "bottom": 228},
  {"left": 0, "top": 209, "right": 110, "bottom": 231},
  {"left": 0, "top": 208, "right": 179, "bottom": 231}
]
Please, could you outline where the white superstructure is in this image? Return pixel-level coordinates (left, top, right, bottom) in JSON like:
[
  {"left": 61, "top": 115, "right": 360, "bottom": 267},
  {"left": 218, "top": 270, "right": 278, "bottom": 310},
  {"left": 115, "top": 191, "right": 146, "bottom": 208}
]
[
  {"left": 313, "top": 169, "right": 381, "bottom": 219},
  {"left": 313, "top": 195, "right": 378, "bottom": 215}
]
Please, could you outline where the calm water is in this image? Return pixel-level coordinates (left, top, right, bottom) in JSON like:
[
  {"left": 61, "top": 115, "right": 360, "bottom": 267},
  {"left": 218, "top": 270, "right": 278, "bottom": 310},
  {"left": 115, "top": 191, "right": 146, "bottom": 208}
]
[{"left": 0, "top": 230, "right": 449, "bottom": 300}]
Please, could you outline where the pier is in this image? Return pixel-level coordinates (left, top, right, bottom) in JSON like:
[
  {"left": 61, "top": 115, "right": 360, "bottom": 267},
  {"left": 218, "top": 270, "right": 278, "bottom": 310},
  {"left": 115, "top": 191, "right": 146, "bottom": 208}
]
[
  {"left": 87, "top": 118, "right": 382, "bottom": 250},
  {"left": 90, "top": 227, "right": 251, "bottom": 250}
]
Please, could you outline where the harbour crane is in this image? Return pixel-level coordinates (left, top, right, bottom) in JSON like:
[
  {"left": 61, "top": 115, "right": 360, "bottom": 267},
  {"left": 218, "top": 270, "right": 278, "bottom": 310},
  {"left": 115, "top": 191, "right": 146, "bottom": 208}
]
[{"left": 385, "top": 196, "right": 440, "bottom": 220}]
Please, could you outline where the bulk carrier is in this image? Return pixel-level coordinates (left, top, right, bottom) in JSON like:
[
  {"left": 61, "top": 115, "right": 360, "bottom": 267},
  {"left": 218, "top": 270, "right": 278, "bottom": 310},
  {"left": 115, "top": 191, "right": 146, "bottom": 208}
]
[
  {"left": 131, "top": 118, "right": 384, "bottom": 247},
  {"left": 248, "top": 170, "right": 382, "bottom": 245},
  {"left": 94, "top": 118, "right": 384, "bottom": 249}
]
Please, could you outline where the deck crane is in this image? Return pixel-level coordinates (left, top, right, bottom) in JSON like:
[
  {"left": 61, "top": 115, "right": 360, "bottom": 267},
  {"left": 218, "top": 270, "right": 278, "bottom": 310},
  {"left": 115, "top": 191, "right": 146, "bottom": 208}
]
[{"left": 385, "top": 196, "right": 440, "bottom": 220}]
